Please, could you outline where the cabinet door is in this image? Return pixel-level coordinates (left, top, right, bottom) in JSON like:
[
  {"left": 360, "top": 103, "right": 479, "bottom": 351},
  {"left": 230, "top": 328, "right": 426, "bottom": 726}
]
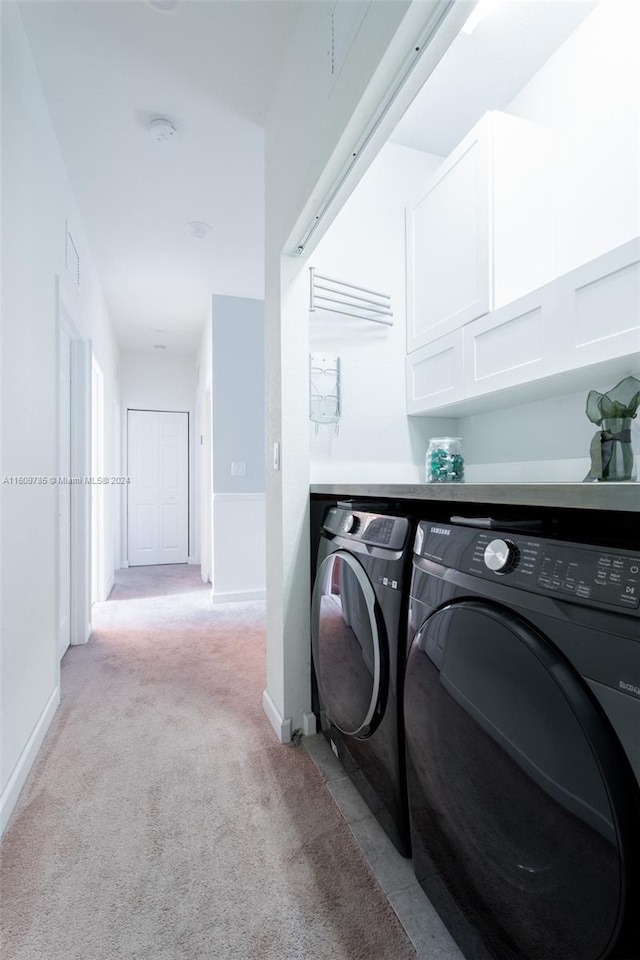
[
  {"left": 463, "top": 284, "right": 556, "bottom": 397},
  {"left": 407, "top": 120, "right": 491, "bottom": 353},
  {"left": 406, "top": 330, "right": 464, "bottom": 414},
  {"left": 554, "top": 239, "right": 640, "bottom": 371}
]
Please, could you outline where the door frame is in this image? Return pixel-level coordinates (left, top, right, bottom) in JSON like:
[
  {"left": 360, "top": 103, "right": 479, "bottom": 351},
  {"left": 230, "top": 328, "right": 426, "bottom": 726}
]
[{"left": 56, "top": 275, "right": 91, "bottom": 651}]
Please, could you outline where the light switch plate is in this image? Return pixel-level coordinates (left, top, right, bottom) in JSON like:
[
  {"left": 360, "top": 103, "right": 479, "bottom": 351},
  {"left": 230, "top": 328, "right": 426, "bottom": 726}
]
[{"left": 231, "top": 461, "right": 246, "bottom": 477}]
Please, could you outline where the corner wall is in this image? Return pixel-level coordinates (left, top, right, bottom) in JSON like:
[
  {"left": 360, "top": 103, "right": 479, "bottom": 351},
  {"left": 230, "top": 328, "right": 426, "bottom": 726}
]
[{"left": 263, "top": 0, "right": 461, "bottom": 741}]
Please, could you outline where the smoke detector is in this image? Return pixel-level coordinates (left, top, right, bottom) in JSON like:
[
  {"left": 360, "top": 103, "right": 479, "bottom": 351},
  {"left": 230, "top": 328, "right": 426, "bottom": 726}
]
[
  {"left": 185, "top": 221, "right": 212, "bottom": 239},
  {"left": 147, "top": 0, "right": 179, "bottom": 12},
  {"left": 153, "top": 344, "right": 167, "bottom": 351},
  {"left": 149, "top": 117, "right": 178, "bottom": 143}
]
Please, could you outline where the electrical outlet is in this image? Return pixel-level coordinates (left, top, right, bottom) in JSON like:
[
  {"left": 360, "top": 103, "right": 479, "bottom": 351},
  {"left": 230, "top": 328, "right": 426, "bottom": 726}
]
[{"left": 231, "top": 461, "right": 246, "bottom": 477}]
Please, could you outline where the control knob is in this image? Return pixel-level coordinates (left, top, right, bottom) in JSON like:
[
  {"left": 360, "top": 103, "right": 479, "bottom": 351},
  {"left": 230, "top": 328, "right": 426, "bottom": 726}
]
[
  {"left": 484, "top": 538, "right": 518, "bottom": 574},
  {"left": 343, "top": 513, "right": 360, "bottom": 535}
]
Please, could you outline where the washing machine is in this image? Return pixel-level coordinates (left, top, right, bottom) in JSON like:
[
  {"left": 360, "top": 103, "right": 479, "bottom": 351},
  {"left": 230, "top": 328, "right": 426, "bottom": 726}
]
[
  {"left": 404, "top": 518, "right": 640, "bottom": 960},
  {"left": 311, "top": 504, "right": 413, "bottom": 856}
]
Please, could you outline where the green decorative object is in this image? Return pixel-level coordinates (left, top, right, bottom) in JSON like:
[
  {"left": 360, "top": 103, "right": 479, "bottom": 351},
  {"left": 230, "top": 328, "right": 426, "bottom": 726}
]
[
  {"left": 585, "top": 376, "right": 640, "bottom": 482},
  {"left": 426, "top": 437, "right": 465, "bottom": 483}
]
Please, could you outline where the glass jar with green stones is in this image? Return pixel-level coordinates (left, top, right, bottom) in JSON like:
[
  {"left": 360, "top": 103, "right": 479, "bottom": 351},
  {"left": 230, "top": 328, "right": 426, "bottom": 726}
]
[{"left": 426, "top": 437, "right": 465, "bottom": 483}]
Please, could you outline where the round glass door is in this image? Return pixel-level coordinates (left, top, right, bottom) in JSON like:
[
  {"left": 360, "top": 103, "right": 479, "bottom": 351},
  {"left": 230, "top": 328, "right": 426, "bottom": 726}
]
[
  {"left": 404, "top": 600, "right": 631, "bottom": 960},
  {"left": 312, "top": 550, "right": 385, "bottom": 738}
]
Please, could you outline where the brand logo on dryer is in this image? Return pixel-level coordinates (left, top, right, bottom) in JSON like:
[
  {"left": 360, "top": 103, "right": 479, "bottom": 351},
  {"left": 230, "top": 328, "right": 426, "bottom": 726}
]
[
  {"left": 619, "top": 680, "right": 640, "bottom": 698},
  {"left": 431, "top": 527, "right": 450, "bottom": 536}
]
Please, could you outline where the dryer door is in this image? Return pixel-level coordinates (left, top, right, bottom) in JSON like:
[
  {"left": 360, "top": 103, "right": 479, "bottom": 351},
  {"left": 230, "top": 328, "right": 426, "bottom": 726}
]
[
  {"left": 404, "top": 599, "right": 637, "bottom": 960},
  {"left": 312, "top": 550, "right": 386, "bottom": 738}
]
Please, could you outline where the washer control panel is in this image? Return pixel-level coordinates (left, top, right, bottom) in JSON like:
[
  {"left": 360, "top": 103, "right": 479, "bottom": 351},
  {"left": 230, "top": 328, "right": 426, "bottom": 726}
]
[
  {"left": 468, "top": 531, "right": 639, "bottom": 610},
  {"left": 417, "top": 522, "right": 639, "bottom": 611}
]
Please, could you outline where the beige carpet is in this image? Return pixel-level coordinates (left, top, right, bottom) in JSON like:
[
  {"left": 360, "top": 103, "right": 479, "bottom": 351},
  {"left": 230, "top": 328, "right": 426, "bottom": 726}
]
[{"left": 0, "top": 565, "right": 416, "bottom": 960}]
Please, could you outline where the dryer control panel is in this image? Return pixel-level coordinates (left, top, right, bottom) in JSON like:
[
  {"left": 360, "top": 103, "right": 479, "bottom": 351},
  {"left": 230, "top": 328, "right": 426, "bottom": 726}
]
[
  {"left": 416, "top": 522, "right": 639, "bottom": 612},
  {"left": 324, "top": 508, "right": 410, "bottom": 551}
]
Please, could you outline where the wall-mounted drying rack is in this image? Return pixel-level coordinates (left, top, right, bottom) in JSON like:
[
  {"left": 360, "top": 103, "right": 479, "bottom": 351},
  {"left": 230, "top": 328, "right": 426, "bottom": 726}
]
[{"left": 309, "top": 267, "right": 393, "bottom": 326}]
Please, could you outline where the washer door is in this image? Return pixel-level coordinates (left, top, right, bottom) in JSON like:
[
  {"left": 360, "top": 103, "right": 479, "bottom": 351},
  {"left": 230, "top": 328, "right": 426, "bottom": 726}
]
[
  {"left": 404, "top": 599, "right": 636, "bottom": 960},
  {"left": 312, "top": 550, "right": 386, "bottom": 738}
]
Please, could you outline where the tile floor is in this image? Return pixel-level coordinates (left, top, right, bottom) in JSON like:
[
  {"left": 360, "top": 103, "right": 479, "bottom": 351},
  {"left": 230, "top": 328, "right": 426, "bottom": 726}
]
[{"left": 303, "top": 734, "right": 465, "bottom": 960}]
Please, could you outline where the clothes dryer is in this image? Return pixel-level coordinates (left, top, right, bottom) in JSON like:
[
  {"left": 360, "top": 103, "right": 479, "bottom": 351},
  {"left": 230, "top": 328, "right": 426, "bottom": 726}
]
[{"left": 312, "top": 505, "right": 414, "bottom": 856}]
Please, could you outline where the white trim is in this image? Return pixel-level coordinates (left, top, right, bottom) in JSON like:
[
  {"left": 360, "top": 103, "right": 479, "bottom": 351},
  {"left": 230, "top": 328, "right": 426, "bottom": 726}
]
[
  {"left": 121, "top": 560, "right": 129, "bottom": 569},
  {"left": 211, "top": 588, "right": 266, "bottom": 604},
  {"left": 187, "top": 556, "right": 197, "bottom": 565},
  {"left": 262, "top": 689, "right": 293, "bottom": 744},
  {"left": 0, "top": 687, "right": 60, "bottom": 836},
  {"left": 211, "top": 492, "right": 265, "bottom": 502},
  {"left": 104, "top": 575, "right": 114, "bottom": 599},
  {"left": 302, "top": 712, "right": 318, "bottom": 736}
]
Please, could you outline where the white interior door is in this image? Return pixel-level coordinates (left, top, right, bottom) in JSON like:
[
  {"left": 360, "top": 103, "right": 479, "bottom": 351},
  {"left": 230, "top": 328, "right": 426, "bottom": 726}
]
[
  {"left": 58, "top": 326, "right": 72, "bottom": 657},
  {"left": 128, "top": 410, "right": 188, "bottom": 566}
]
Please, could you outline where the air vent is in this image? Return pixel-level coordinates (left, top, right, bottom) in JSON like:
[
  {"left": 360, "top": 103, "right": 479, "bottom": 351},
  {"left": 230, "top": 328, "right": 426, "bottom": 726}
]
[{"left": 65, "top": 222, "right": 80, "bottom": 290}]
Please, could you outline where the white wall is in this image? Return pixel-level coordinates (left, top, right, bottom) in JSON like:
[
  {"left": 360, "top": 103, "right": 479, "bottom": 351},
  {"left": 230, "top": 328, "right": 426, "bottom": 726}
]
[
  {"left": 0, "top": 2, "right": 119, "bottom": 832},
  {"left": 210, "top": 295, "right": 265, "bottom": 601},
  {"left": 120, "top": 350, "right": 197, "bottom": 566},
  {"left": 459, "top": 0, "right": 640, "bottom": 482},
  {"left": 310, "top": 142, "right": 458, "bottom": 483},
  {"left": 212, "top": 295, "right": 265, "bottom": 494},
  {"left": 461, "top": 378, "right": 640, "bottom": 483}
]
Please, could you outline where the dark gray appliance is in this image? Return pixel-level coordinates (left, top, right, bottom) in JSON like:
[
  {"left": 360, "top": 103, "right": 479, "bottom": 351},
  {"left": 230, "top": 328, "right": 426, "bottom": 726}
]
[
  {"left": 404, "top": 519, "right": 640, "bottom": 960},
  {"left": 312, "top": 505, "right": 413, "bottom": 856}
]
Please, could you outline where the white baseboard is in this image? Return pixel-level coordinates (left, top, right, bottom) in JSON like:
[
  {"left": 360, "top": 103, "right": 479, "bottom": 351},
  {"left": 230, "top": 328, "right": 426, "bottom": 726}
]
[
  {"left": 104, "top": 575, "right": 115, "bottom": 599},
  {"left": 211, "top": 588, "right": 265, "bottom": 604},
  {"left": 187, "top": 556, "right": 198, "bottom": 565},
  {"left": 121, "top": 560, "right": 129, "bottom": 569},
  {"left": 0, "top": 686, "right": 60, "bottom": 836},
  {"left": 302, "top": 712, "right": 318, "bottom": 736},
  {"left": 262, "top": 689, "right": 292, "bottom": 744}
]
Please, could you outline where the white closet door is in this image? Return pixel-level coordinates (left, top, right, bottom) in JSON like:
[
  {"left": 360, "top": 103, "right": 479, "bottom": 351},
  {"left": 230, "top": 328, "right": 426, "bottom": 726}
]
[
  {"left": 128, "top": 410, "right": 188, "bottom": 566},
  {"left": 157, "top": 412, "right": 189, "bottom": 564}
]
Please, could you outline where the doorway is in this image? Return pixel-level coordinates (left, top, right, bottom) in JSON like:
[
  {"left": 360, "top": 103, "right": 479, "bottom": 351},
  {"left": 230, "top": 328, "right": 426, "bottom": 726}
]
[
  {"left": 56, "top": 276, "right": 91, "bottom": 655},
  {"left": 58, "top": 322, "right": 72, "bottom": 658},
  {"left": 91, "top": 359, "right": 106, "bottom": 603},
  {"left": 127, "top": 409, "right": 189, "bottom": 566}
]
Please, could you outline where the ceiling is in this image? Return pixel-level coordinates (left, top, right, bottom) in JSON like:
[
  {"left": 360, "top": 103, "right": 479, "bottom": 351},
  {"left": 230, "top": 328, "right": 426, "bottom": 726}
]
[
  {"left": 390, "top": 0, "right": 598, "bottom": 159},
  {"left": 18, "top": 0, "right": 302, "bottom": 354}
]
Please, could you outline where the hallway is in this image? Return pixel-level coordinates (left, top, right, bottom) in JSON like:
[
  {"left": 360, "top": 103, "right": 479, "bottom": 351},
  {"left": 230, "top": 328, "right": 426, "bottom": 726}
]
[{"left": 0, "top": 567, "right": 415, "bottom": 960}]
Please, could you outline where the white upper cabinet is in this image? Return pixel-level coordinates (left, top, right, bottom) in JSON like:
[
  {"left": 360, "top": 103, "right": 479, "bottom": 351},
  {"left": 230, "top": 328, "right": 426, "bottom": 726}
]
[
  {"left": 406, "top": 239, "right": 640, "bottom": 417},
  {"left": 406, "top": 110, "right": 553, "bottom": 353}
]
